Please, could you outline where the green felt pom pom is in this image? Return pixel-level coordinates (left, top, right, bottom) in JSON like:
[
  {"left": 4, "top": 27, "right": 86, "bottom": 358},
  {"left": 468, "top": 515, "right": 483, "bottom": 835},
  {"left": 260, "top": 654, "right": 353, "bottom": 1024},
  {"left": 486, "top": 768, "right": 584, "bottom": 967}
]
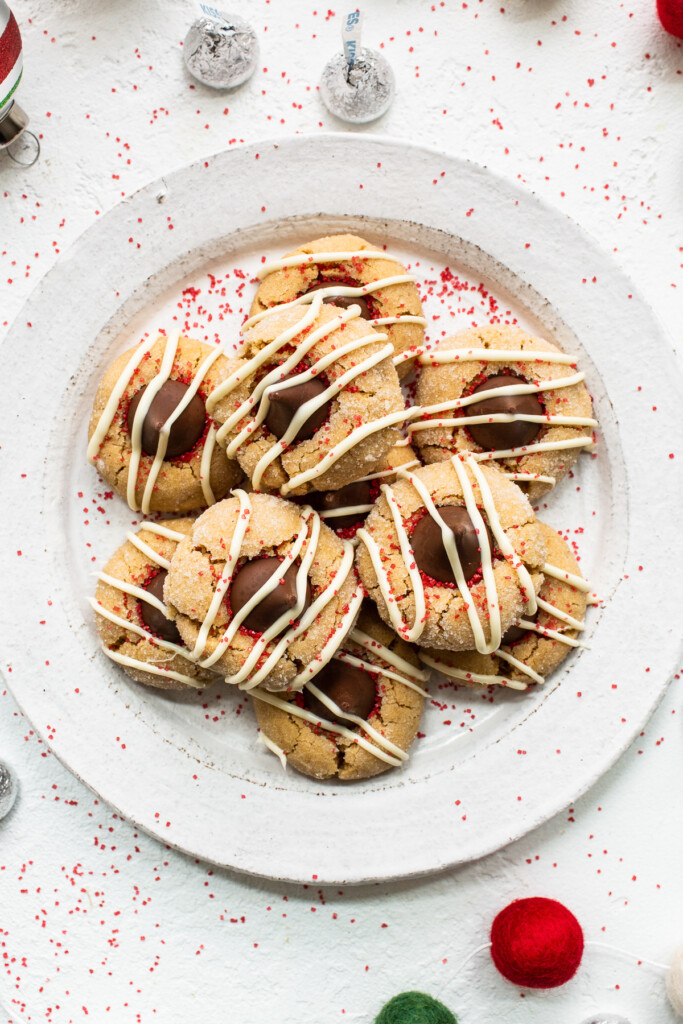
[{"left": 374, "top": 991, "right": 458, "bottom": 1024}]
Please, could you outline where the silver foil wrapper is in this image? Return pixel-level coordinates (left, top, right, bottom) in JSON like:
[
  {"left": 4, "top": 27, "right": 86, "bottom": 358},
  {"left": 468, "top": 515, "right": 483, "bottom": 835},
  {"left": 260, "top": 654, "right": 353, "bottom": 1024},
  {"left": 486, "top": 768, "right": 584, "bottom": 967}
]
[
  {"left": 0, "top": 761, "right": 17, "bottom": 820},
  {"left": 320, "top": 48, "right": 395, "bottom": 124},
  {"left": 184, "top": 12, "right": 259, "bottom": 90}
]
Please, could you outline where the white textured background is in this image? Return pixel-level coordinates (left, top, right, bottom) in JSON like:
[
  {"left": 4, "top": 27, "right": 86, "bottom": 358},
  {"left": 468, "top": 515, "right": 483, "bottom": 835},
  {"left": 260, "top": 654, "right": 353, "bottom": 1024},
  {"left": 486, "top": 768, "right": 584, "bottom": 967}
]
[{"left": 1, "top": 1, "right": 682, "bottom": 1022}]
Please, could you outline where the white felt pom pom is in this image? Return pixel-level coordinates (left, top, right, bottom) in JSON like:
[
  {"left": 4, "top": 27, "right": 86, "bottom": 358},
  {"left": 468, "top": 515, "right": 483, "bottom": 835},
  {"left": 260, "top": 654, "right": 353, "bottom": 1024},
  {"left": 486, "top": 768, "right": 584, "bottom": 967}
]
[{"left": 667, "top": 946, "right": 683, "bottom": 1017}]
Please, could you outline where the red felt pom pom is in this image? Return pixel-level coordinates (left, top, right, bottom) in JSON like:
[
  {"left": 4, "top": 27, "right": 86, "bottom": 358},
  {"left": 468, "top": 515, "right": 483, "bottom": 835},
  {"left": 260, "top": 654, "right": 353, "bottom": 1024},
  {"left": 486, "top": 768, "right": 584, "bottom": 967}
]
[
  {"left": 490, "top": 897, "right": 584, "bottom": 989},
  {"left": 657, "top": 0, "right": 683, "bottom": 39}
]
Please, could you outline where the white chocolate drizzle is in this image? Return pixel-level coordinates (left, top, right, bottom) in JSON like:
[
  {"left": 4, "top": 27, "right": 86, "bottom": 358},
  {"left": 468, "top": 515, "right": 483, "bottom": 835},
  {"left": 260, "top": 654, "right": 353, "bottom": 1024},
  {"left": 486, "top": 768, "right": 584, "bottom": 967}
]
[
  {"left": 87, "top": 335, "right": 157, "bottom": 462},
  {"left": 196, "top": 493, "right": 311, "bottom": 672},
  {"left": 206, "top": 292, "right": 408, "bottom": 495},
  {"left": 514, "top": 618, "right": 587, "bottom": 649},
  {"left": 127, "top": 330, "right": 180, "bottom": 510},
  {"left": 288, "top": 584, "right": 365, "bottom": 689},
  {"left": 495, "top": 648, "right": 545, "bottom": 685},
  {"left": 254, "top": 609, "right": 431, "bottom": 772},
  {"left": 95, "top": 572, "right": 167, "bottom": 616},
  {"left": 393, "top": 347, "right": 425, "bottom": 366},
  {"left": 250, "top": 687, "right": 404, "bottom": 768},
  {"left": 419, "top": 347, "right": 579, "bottom": 366},
  {"left": 411, "top": 372, "right": 587, "bottom": 423},
  {"left": 419, "top": 653, "right": 528, "bottom": 692},
  {"left": 258, "top": 730, "right": 288, "bottom": 770},
  {"left": 535, "top": 595, "right": 585, "bottom": 630},
  {"left": 356, "top": 480, "right": 426, "bottom": 643},
  {"left": 142, "top": 523, "right": 187, "bottom": 543},
  {"left": 305, "top": 679, "right": 408, "bottom": 759},
  {"left": 187, "top": 488, "right": 252, "bottom": 664},
  {"left": 199, "top": 424, "right": 219, "bottom": 507},
  {"left": 348, "top": 627, "right": 430, "bottom": 684},
  {"left": 412, "top": 412, "right": 596, "bottom": 430},
  {"left": 334, "top": 650, "right": 430, "bottom": 698},
  {"left": 353, "top": 458, "right": 421, "bottom": 484},
  {"left": 92, "top": 525, "right": 199, "bottom": 686},
  {"left": 102, "top": 647, "right": 199, "bottom": 687},
  {"left": 259, "top": 247, "right": 414, "bottom": 280},
  {"left": 320, "top": 504, "right": 375, "bottom": 520},
  {"left": 410, "top": 347, "right": 596, "bottom": 467},
  {"left": 126, "top": 530, "right": 172, "bottom": 570},
  {"left": 356, "top": 453, "right": 537, "bottom": 652},
  {"left": 245, "top": 271, "right": 426, "bottom": 333},
  {"left": 258, "top": 611, "right": 431, "bottom": 767},
  {"left": 406, "top": 461, "right": 501, "bottom": 654},
  {"left": 282, "top": 408, "right": 412, "bottom": 495},
  {"left": 502, "top": 472, "right": 556, "bottom": 486},
  {"left": 88, "top": 331, "right": 225, "bottom": 514},
  {"left": 96, "top": 493, "right": 363, "bottom": 691},
  {"left": 231, "top": 517, "right": 347, "bottom": 688},
  {"left": 470, "top": 437, "right": 594, "bottom": 461},
  {"left": 209, "top": 298, "right": 325, "bottom": 429},
  {"left": 165, "top": 490, "right": 364, "bottom": 690},
  {"left": 90, "top": 599, "right": 185, "bottom": 659},
  {"left": 207, "top": 277, "right": 421, "bottom": 496},
  {"left": 250, "top": 334, "right": 395, "bottom": 490},
  {"left": 542, "top": 561, "right": 591, "bottom": 593},
  {"left": 420, "top": 551, "right": 591, "bottom": 689},
  {"left": 465, "top": 456, "right": 538, "bottom": 616}
]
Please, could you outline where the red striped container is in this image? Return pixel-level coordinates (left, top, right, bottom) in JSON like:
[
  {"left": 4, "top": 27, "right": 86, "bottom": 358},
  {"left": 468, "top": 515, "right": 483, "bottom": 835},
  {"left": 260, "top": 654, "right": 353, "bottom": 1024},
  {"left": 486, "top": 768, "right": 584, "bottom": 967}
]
[
  {"left": 0, "top": 1, "right": 32, "bottom": 150},
  {"left": 0, "top": 1, "right": 22, "bottom": 114}
]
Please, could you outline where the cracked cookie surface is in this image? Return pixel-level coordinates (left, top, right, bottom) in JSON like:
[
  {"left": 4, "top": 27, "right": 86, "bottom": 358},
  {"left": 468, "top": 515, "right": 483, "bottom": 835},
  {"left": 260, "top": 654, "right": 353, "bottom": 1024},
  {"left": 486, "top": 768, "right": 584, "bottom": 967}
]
[
  {"left": 163, "top": 492, "right": 362, "bottom": 690},
  {"left": 422, "top": 521, "right": 589, "bottom": 688},
  {"left": 93, "top": 518, "right": 217, "bottom": 691},
  {"left": 301, "top": 442, "right": 422, "bottom": 540},
  {"left": 414, "top": 325, "right": 595, "bottom": 500},
  {"left": 210, "top": 302, "right": 406, "bottom": 496},
  {"left": 355, "top": 459, "right": 546, "bottom": 652},
  {"left": 250, "top": 233, "right": 425, "bottom": 378},
  {"left": 88, "top": 335, "right": 243, "bottom": 513},
  {"left": 252, "top": 603, "right": 425, "bottom": 780}
]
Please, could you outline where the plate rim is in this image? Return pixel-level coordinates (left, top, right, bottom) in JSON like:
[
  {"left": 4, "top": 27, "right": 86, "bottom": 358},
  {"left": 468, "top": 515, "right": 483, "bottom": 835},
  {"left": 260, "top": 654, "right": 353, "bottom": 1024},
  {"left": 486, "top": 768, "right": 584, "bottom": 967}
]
[{"left": 2, "top": 133, "right": 683, "bottom": 884}]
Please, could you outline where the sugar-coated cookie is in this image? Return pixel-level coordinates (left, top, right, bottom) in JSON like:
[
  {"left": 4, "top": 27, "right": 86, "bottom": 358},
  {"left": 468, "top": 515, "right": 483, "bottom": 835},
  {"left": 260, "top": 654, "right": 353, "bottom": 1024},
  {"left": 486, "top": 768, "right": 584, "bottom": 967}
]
[
  {"left": 88, "top": 332, "right": 243, "bottom": 513},
  {"left": 91, "top": 518, "right": 216, "bottom": 690},
  {"left": 250, "top": 233, "right": 426, "bottom": 378},
  {"left": 163, "top": 492, "right": 363, "bottom": 690},
  {"left": 300, "top": 443, "right": 421, "bottom": 539},
  {"left": 355, "top": 457, "right": 546, "bottom": 652},
  {"left": 252, "top": 602, "right": 427, "bottom": 780},
  {"left": 208, "top": 298, "right": 406, "bottom": 495},
  {"left": 420, "top": 521, "right": 590, "bottom": 689},
  {"left": 412, "top": 325, "right": 596, "bottom": 499}
]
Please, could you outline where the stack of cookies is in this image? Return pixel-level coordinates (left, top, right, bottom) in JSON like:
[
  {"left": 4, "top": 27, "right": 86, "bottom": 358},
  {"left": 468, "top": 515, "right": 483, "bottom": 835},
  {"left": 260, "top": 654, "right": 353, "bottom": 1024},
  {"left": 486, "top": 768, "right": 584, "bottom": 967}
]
[{"left": 89, "top": 233, "right": 597, "bottom": 781}]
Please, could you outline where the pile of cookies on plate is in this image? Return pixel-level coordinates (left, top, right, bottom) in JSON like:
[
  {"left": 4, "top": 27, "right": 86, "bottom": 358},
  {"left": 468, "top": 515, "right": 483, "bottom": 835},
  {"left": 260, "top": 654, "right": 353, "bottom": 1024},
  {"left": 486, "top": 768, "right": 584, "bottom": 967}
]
[{"left": 89, "top": 233, "right": 597, "bottom": 781}]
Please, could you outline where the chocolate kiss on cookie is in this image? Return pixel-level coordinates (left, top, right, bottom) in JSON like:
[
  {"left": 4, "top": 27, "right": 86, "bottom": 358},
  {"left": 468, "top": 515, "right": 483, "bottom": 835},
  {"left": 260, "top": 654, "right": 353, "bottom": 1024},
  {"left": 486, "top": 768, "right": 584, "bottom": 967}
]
[
  {"left": 467, "top": 374, "right": 543, "bottom": 451},
  {"left": 265, "top": 374, "right": 331, "bottom": 443},
  {"left": 307, "top": 480, "right": 374, "bottom": 531},
  {"left": 230, "top": 558, "right": 312, "bottom": 634},
  {"left": 305, "top": 280, "right": 373, "bottom": 320},
  {"left": 303, "top": 660, "right": 376, "bottom": 726},
  {"left": 127, "top": 380, "right": 206, "bottom": 458},
  {"left": 140, "top": 570, "right": 182, "bottom": 644},
  {"left": 501, "top": 608, "right": 540, "bottom": 646},
  {"left": 411, "top": 505, "right": 493, "bottom": 585}
]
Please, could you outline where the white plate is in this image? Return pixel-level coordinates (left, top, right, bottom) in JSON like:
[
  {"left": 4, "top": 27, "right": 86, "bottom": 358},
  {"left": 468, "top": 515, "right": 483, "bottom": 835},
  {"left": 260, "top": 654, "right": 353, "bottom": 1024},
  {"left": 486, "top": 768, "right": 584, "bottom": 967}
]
[{"left": 2, "top": 136, "right": 682, "bottom": 885}]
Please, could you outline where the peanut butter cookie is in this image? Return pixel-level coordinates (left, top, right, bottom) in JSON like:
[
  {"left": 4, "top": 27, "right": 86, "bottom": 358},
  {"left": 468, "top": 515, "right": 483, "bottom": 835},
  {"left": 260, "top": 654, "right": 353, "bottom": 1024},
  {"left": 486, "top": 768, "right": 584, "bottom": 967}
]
[{"left": 250, "top": 233, "right": 426, "bottom": 378}]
